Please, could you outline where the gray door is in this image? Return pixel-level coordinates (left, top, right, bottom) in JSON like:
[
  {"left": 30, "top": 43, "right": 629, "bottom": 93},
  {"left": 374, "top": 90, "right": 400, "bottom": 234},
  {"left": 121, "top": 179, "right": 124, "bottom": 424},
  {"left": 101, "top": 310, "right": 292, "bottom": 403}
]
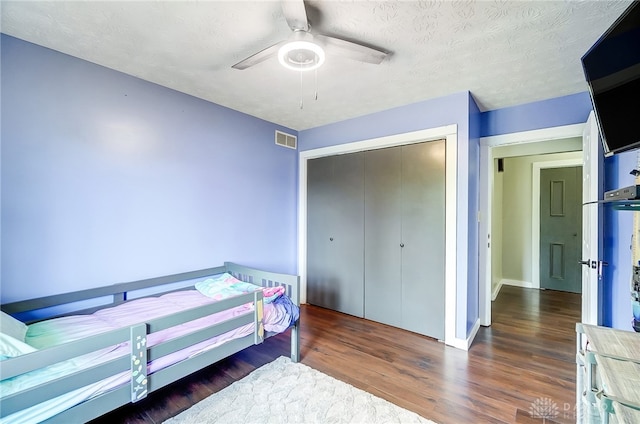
[
  {"left": 364, "top": 141, "right": 446, "bottom": 339},
  {"left": 307, "top": 152, "right": 365, "bottom": 316},
  {"left": 540, "top": 166, "right": 583, "bottom": 293},
  {"left": 307, "top": 156, "right": 333, "bottom": 311},
  {"left": 364, "top": 146, "right": 403, "bottom": 328},
  {"left": 401, "top": 141, "right": 445, "bottom": 338}
]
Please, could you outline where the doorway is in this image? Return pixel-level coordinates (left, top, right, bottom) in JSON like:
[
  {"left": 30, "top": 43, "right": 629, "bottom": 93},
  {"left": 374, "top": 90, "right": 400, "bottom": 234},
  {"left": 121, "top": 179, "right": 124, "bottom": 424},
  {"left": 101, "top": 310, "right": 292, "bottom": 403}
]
[
  {"left": 493, "top": 152, "right": 583, "bottom": 293},
  {"left": 478, "top": 124, "right": 587, "bottom": 326}
]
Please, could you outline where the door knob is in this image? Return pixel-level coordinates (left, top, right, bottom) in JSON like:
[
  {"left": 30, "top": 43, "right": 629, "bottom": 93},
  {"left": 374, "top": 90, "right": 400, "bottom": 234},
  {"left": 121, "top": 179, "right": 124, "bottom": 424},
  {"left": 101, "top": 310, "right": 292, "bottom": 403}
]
[
  {"left": 329, "top": 237, "right": 334, "bottom": 241},
  {"left": 400, "top": 243, "right": 405, "bottom": 248},
  {"left": 579, "top": 260, "right": 598, "bottom": 269}
]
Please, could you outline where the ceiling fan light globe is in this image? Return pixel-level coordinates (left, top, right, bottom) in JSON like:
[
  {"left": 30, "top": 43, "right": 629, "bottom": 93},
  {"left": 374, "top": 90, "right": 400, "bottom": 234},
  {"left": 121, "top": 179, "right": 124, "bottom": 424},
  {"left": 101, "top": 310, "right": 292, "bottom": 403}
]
[{"left": 278, "top": 40, "right": 325, "bottom": 71}]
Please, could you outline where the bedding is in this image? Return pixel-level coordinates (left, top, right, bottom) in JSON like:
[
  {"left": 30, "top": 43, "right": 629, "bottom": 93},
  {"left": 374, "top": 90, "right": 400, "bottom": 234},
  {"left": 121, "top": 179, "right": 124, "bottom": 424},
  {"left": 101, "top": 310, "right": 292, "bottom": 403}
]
[
  {"left": 0, "top": 333, "right": 37, "bottom": 361},
  {"left": 195, "top": 272, "right": 286, "bottom": 303},
  {"left": 1, "top": 274, "right": 299, "bottom": 424}
]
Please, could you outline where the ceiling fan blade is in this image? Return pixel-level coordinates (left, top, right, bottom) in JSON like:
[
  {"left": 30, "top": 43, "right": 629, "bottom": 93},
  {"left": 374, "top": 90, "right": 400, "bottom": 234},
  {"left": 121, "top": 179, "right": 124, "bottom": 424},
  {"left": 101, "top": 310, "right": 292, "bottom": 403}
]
[
  {"left": 315, "top": 34, "right": 388, "bottom": 64},
  {"left": 281, "top": 0, "right": 309, "bottom": 32},
  {"left": 232, "top": 41, "right": 287, "bottom": 70}
]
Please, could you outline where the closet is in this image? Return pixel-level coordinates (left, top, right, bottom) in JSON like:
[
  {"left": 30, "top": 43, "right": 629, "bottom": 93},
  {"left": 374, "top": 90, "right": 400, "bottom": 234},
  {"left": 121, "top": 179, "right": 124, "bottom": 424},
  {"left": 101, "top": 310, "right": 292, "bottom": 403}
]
[{"left": 307, "top": 140, "right": 446, "bottom": 339}]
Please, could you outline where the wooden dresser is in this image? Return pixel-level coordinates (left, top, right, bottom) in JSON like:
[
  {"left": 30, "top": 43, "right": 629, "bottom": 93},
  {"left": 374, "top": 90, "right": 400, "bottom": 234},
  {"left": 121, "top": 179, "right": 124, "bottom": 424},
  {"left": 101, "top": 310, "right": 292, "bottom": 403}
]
[{"left": 576, "top": 323, "right": 640, "bottom": 423}]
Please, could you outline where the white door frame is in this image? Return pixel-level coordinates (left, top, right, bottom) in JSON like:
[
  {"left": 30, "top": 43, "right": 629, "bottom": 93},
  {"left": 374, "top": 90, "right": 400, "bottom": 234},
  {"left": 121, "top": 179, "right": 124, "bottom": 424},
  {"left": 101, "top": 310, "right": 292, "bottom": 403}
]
[
  {"left": 581, "top": 111, "right": 603, "bottom": 326},
  {"left": 532, "top": 157, "right": 584, "bottom": 289},
  {"left": 298, "top": 125, "right": 461, "bottom": 348},
  {"left": 479, "top": 124, "right": 586, "bottom": 326}
]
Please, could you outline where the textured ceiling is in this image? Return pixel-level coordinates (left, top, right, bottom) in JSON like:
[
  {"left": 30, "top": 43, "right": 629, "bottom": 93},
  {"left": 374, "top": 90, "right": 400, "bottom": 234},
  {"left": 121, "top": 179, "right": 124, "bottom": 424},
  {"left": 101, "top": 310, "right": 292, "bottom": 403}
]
[{"left": 0, "top": 0, "right": 633, "bottom": 130}]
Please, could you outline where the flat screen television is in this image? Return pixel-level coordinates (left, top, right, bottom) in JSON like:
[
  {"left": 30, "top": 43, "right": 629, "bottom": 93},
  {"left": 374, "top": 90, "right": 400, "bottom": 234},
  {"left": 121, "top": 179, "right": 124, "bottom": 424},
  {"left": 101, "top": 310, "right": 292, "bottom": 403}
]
[{"left": 581, "top": 1, "right": 640, "bottom": 157}]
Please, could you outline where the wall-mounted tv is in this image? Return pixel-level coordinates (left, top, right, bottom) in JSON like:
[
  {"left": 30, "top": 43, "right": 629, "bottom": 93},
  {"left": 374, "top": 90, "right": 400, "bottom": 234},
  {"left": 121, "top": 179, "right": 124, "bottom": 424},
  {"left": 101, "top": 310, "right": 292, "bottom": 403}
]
[{"left": 582, "top": 1, "right": 640, "bottom": 157}]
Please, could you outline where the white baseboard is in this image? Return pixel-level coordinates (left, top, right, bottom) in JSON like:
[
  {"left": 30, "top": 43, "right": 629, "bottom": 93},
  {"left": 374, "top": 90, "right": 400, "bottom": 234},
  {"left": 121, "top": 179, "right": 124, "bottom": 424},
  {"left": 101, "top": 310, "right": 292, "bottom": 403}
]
[
  {"left": 500, "top": 279, "right": 533, "bottom": 289},
  {"left": 466, "top": 319, "right": 480, "bottom": 349},
  {"left": 491, "top": 281, "right": 502, "bottom": 301},
  {"left": 446, "top": 319, "right": 480, "bottom": 351},
  {"left": 492, "top": 279, "right": 534, "bottom": 301}
]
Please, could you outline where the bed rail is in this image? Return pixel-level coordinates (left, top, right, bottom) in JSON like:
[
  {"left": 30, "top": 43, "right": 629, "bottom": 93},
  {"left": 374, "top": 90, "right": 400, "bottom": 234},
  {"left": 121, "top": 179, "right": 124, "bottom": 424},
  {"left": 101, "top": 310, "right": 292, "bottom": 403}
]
[
  {"left": 0, "top": 262, "right": 300, "bottom": 423},
  {"left": 224, "top": 262, "right": 300, "bottom": 362},
  {"left": 225, "top": 262, "right": 300, "bottom": 304},
  {"left": 2, "top": 266, "right": 228, "bottom": 320}
]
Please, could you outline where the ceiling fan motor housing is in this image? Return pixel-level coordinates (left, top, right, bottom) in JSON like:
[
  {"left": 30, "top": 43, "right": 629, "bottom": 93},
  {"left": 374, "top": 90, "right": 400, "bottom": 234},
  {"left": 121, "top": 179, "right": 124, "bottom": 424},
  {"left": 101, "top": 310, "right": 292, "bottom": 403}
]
[{"left": 278, "top": 31, "right": 325, "bottom": 71}]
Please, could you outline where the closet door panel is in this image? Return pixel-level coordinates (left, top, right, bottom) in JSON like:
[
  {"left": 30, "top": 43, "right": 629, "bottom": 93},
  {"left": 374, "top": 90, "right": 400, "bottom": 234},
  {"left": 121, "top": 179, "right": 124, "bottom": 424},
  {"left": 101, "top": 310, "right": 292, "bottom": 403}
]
[
  {"left": 364, "top": 147, "right": 402, "bottom": 327},
  {"left": 307, "top": 156, "right": 335, "bottom": 310},
  {"left": 401, "top": 141, "right": 446, "bottom": 339},
  {"left": 307, "top": 153, "right": 365, "bottom": 317},
  {"left": 331, "top": 152, "right": 365, "bottom": 317}
]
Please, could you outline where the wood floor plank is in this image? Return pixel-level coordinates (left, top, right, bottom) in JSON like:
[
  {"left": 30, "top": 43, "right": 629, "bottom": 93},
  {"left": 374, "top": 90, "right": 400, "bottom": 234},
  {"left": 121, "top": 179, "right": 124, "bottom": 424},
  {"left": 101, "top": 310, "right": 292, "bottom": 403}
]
[{"left": 90, "top": 285, "right": 581, "bottom": 424}]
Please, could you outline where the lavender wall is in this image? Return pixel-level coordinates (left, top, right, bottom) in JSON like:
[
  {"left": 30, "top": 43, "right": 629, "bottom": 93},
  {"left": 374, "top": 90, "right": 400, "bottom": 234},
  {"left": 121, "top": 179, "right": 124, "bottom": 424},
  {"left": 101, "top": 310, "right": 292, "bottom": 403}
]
[
  {"left": 602, "top": 151, "right": 636, "bottom": 330},
  {"left": 481, "top": 92, "right": 593, "bottom": 137},
  {"left": 1, "top": 35, "right": 298, "bottom": 303},
  {"left": 299, "top": 92, "right": 469, "bottom": 150}
]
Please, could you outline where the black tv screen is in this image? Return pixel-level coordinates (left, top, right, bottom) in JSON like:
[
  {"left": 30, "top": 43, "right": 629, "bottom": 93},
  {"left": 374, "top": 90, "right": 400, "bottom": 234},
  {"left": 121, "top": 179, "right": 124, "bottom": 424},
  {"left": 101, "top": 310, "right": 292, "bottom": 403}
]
[{"left": 582, "top": 1, "right": 640, "bottom": 156}]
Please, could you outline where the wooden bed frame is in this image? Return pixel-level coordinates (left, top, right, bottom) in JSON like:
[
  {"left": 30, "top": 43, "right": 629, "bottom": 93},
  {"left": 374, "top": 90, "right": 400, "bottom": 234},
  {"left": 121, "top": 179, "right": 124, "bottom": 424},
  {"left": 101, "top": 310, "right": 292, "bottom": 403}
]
[{"left": 0, "top": 262, "right": 300, "bottom": 423}]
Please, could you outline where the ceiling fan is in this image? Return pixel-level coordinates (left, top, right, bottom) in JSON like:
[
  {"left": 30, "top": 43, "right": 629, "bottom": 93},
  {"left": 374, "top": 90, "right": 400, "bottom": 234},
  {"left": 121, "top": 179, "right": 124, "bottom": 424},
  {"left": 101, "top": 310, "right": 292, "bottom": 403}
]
[{"left": 232, "top": 0, "right": 389, "bottom": 71}]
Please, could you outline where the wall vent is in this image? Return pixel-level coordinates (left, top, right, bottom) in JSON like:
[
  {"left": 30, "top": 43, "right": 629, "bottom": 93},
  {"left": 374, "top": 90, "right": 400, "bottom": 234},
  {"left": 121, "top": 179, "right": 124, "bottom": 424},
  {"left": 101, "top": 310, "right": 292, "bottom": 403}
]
[{"left": 275, "top": 130, "right": 297, "bottom": 150}]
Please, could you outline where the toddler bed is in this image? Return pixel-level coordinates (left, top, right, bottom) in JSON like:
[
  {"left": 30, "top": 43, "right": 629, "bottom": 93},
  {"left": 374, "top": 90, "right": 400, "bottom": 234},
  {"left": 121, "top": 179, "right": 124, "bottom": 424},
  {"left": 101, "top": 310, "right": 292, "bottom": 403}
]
[{"left": 0, "top": 262, "right": 300, "bottom": 424}]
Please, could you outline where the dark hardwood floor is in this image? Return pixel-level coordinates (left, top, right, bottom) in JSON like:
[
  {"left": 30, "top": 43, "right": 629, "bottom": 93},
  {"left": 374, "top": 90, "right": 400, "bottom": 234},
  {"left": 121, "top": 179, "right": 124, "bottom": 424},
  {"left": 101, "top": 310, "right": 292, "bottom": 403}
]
[{"left": 91, "top": 285, "right": 581, "bottom": 424}]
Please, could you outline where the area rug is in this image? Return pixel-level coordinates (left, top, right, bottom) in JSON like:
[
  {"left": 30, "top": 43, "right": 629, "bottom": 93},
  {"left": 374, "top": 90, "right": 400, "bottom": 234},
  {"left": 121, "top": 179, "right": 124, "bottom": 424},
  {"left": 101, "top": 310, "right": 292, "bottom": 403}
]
[{"left": 163, "top": 356, "right": 436, "bottom": 423}]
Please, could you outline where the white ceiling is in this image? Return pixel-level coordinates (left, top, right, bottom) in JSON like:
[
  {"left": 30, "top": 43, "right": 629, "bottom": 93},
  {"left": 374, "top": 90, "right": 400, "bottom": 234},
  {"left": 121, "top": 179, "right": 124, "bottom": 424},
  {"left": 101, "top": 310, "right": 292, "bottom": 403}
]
[{"left": 0, "top": 0, "right": 633, "bottom": 131}]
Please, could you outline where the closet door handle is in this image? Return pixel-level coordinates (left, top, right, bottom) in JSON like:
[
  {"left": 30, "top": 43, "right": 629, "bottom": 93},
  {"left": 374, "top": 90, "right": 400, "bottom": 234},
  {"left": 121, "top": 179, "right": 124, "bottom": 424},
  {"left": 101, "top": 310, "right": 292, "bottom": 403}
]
[
  {"left": 400, "top": 243, "right": 405, "bottom": 248},
  {"left": 330, "top": 237, "right": 334, "bottom": 241}
]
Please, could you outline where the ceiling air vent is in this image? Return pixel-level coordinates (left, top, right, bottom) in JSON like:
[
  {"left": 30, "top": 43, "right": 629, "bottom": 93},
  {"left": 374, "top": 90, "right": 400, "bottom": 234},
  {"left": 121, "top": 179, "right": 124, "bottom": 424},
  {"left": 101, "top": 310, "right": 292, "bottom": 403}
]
[{"left": 275, "top": 130, "right": 297, "bottom": 150}]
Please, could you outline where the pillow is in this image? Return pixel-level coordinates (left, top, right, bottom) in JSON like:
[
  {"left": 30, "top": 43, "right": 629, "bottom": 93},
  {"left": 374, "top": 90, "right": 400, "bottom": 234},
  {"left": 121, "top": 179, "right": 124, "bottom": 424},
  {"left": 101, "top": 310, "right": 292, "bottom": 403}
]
[
  {"left": 1, "top": 311, "right": 28, "bottom": 342},
  {"left": 195, "top": 272, "right": 285, "bottom": 303},
  {"left": 0, "top": 332, "right": 37, "bottom": 360},
  {"left": 195, "top": 273, "right": 260, "bottom": 301}
]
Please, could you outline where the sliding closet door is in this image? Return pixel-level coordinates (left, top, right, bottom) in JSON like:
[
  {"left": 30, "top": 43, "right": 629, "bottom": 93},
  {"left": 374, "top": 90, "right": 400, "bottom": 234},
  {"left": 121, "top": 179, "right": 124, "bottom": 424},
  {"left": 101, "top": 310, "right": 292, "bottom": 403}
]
[
  {"left": 401, "top": 141, "right": 445, "bottom": 339},
  {"left": 307, "top": 152, "right": 364, "bottom": 317},
  {"left": 307, "top": 156, "right": 333, "bottom": 311},
  {"left": 364, "top": 141, "right": 446, "bottom": 339},
  {"left": 364, "top": 147, "right": 402, "bottom": 328},
  {"left": 331, "top": 153, "right": 365, "bottom": 317}
]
